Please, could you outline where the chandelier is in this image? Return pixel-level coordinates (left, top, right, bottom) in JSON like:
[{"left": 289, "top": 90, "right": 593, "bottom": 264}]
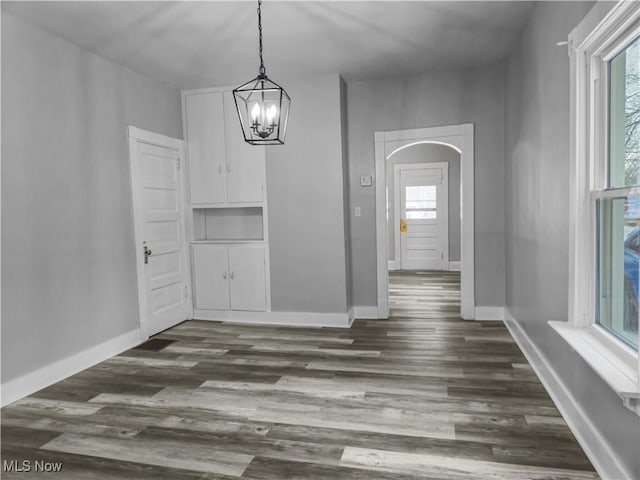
[{"left": 233, "top": 0, "right": 290, "bottom": 145}]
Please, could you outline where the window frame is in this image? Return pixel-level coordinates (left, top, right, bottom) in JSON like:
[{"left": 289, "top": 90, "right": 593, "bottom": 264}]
[{"left": 562, "top": 0, "right": 640, "bottom": 416}]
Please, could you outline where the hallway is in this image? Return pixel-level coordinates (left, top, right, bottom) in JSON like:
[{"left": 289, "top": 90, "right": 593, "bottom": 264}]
[{"left": 1, "top": 272, "right": 597, "bottom": 479}]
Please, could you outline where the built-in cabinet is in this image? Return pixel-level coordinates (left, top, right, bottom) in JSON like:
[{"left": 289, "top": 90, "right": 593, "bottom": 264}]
[
  {"left": 192, "top": 244, "right": 267, "bottom": 312},
  {"left": 185, "top": 91, "right": 265, "bottom": 205},
  {"left": 184, "top": 87, "right": 270, "bottom": 315}
]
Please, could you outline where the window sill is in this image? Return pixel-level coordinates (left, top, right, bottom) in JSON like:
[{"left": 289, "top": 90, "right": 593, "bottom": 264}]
[{"left": 548, "top": 321, "right": 640, "bottom": 416}]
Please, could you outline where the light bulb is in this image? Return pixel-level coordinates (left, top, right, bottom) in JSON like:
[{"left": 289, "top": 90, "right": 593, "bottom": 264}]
[
  {"left": 266, "top": 104, "right": 278, "bottom": 123},
  {"left": 251, "top": 103, "right": 261, "bottom": 121}
]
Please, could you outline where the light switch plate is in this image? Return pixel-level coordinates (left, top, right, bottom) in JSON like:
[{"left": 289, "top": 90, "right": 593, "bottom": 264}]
[
  {"left": 360, "top": 175, "right": 373, "bottom": 187},
  {"left": 354, "top": 207, "right": 361, "bottom": 217}
]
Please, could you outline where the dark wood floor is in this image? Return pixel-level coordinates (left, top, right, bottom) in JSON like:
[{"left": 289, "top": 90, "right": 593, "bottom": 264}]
[{"left": 1, "top": 271, "right": 598, "bottom": 479}]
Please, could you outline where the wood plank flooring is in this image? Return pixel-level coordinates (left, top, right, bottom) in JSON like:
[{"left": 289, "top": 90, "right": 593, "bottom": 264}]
[{"left": 1, "top": 271, "right": 598, "bottom": 479}]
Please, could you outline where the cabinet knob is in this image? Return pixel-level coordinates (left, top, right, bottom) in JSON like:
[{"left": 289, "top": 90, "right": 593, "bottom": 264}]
[
  {"left": 217, "top": 165, "right": 222, "bottom": 174},
  {"left": 226, "top": 164, "right": 231, "bottom": 174},
  {"left": 223, "top": 271, "right": 227, "bottom": 279},
  {"left": 230, "top": 271, "right": 235, "bottom": 280}
]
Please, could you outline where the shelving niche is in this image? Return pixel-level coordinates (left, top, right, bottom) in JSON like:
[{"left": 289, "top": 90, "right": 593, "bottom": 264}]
[{"left": 192, "top": 207, "right": 264, "bottom": 242}]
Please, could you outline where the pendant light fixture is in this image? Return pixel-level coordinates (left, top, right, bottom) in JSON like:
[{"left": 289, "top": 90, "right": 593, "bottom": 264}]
[{"left": 233, "top": 0, "right": 290, "bottom": 145}]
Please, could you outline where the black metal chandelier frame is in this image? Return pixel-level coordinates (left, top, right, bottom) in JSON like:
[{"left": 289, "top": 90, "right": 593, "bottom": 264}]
[{"left": 233, "top": 0, "right": 290, "bottom": 145}]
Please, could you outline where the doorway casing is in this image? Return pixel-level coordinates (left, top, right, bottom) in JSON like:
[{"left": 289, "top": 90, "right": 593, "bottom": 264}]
[{"left": 374, "top": 123, "right": 475, "bottom": 319}]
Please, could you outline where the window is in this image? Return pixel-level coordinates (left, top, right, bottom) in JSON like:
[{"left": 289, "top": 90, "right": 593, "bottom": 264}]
[
  {"left": 597, "top": 196, "right": 639, "bottom": 349},
  {"left": 561, "top": 1, "right": 640, "bottom": 416},
  {"left": 405, "top": 185, "right": 437, "bottom": 219},
  {"left": 595, "top": 36, "right": 640, "bottom": 350},
  {"left": 608, "top": 36, "right": 640, "bottom": 189}
]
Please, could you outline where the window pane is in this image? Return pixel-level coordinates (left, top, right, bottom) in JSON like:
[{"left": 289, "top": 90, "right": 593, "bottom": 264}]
[
  {"left": 597, "top": 196, "right": 639, "bottom": 349},
  {"left": 406, "top": 210, "right": 436, "bottom": 219},
  {"left": 609, "top": 35, "right": 640, "bottom": 188},
  {"left": 407, "top": 200, "right": 436, "bottom": 209},
  {"left": 406, "top": 186, "right": 436, "bottom": 210}
]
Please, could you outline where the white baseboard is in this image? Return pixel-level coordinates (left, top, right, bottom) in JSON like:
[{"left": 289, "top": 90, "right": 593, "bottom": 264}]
[
  {"left": 389, "top": 260, "right": 460, "bottom": 271},
  {"left": 1, "top": 328, "right": 143, "bottom": 407},
  {"left": 474, "top": 306, "right": 504, "bottom": 321},
  {"left": 503, "top": 309, "right": 632, "bottom": 480},
  {"left": 193, "top": 309, "right": 353, "bottom": 328},
  {"left": 352, "top": 306, "right": 381, "bottom": 319}
]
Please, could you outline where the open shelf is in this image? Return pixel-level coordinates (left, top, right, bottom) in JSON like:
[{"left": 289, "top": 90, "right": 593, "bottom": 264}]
[{"left": 192, "top": 206, "right": 264, "bottom": 242}]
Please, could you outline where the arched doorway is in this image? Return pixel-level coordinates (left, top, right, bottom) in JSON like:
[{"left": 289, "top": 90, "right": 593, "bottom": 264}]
[{"left": 374, "top": 123, "right": 475, "bottom": 319}]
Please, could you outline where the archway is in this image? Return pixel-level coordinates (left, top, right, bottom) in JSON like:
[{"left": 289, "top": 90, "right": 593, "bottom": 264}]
[
  {"left": 387, "top": 142, "right": 460, "bottom": 273},
  {"left": 374, "top": 123, "right": 475, "bottom": 319}
]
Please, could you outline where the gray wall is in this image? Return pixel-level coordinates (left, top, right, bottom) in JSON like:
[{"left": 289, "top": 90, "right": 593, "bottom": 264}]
[
  {"left": 266, "top": 73, "right": 349, "bottom": 313},
  {"left": 1, "top": 13, "right": 182, "bottom": 383},
  {"left": 504, "top": 2, "right": 640, "bottom": 477},
  {"left": 387, "top": 143, "right": 461, "bottom": 263},
  {"left": 347, "top": 66, "right": 506, "bottom": 307}
]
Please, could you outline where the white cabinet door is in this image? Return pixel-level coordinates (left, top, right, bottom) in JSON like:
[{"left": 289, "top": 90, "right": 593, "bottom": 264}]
[
  {"left": 228, "top": 245, "right": 266, "bottom": 311},
  {"left": 192, "top": 245, "right": 230, "bottom": 310},
  {"left": 223, "top": 91, "right": 265, "bottom": 203},
  {"left": 186, "top": 93, "right": 226, "bottom": 204}
]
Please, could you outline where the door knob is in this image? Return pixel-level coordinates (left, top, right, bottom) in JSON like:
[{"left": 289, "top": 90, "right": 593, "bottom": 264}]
[
  {"left": 400, "top": 218, "right": 407, "bottom": 232},
  {"left": 144, "top": 245, "right": 153, "bottom": 264}
]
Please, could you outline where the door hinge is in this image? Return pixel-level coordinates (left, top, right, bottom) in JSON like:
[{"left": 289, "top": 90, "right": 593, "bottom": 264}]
[
  {"left": 177, "top": 158, "right": 182, "bottom": 170},
  {"left": 184, "top": 285, "right": 189, "bottom": 298}
]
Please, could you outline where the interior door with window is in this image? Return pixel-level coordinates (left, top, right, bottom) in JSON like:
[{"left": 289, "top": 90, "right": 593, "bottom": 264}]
[
  {"left": 129, "top": 128, "right": 191, "bottom": 338},
  {"left": 399, "top": 165, "right": 448, "bottom": 270}
]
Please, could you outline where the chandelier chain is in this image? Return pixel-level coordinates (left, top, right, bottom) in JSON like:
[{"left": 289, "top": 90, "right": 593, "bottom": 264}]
[{"left": 257, "top": 0, "right": 265, "bottom": 76}]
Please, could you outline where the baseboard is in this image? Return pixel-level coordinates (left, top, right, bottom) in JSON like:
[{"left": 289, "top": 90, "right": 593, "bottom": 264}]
[
  {"left": 503, "top": 309, "right": 632, "bottom": 480},
  {"left": 1, "top": 328, "right": 143, "bottom": 407},
  {"left": 352, "top": 306, "right": 381, "bottom": 319},
  {"left": 449, "top": 261, "right": 461, "bottom": 271},
  {"left": 388, "top": 260, "right": 399, "bottom": 271},
  {"left": 474, "top": 306, "right": 504, "bottom": 321},
  {"left": 193, "top": 309, "right": 352, "bottom": 328}
]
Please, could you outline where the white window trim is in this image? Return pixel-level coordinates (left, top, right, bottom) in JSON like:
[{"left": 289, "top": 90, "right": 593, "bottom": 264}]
[{"left": 560, "top": 0, "right": 640, "bottom": 416}]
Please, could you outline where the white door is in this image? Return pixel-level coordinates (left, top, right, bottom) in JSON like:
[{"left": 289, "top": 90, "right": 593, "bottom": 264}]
[
  {"left": 399, "top": 165, "right": 448, "bottom": 270},
  {"left": 229, "top": 245, "right": 267, "bottom": 311},
  {"left": 192, "top": 245, "right": 230, "bottom": 311},
  {"left": 129, "top": 128, "right": 191, "bottom": 338},
  {"left": 185, "top": 92, "right": 226, "bottom": 204},
  {"left": 223, "top": 91, "right": 265, "bottom": 203}
]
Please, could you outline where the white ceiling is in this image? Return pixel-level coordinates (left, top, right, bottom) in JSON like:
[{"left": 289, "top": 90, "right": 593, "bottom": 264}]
[{"left": 2, "top": 1, "right": 534, "bottom": 89}]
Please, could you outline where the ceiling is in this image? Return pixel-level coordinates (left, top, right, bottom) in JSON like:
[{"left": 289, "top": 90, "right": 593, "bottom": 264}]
[{"left": 2, "top": 1, "right": 534, "bottom": 89}]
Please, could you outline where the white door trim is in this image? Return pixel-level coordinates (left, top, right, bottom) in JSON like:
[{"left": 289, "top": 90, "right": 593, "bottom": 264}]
[
  {"left": 375, "top": 123, "right": 474, "bottom": 319},
  {"left": 393, "top": 162, "right": 449, "bottom": 270},
  {"left": 127, "top": 126, "right": 192, "bottom": 338}
]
